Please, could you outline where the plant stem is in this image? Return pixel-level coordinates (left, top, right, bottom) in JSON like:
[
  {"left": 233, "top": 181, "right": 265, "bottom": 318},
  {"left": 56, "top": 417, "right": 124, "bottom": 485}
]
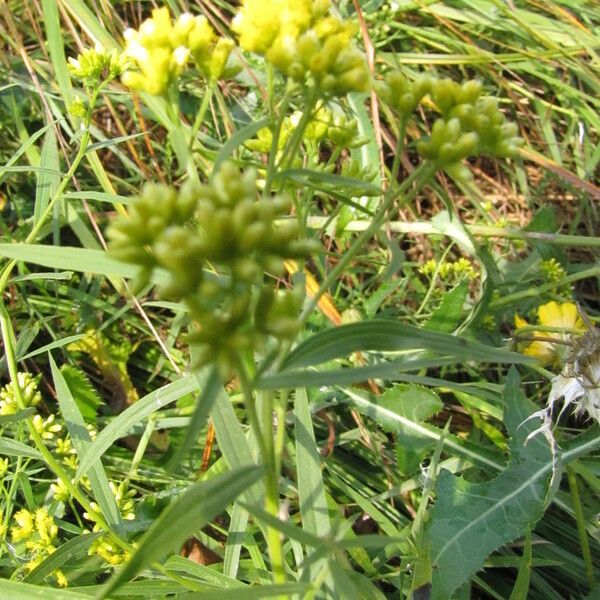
[
  {"left": 235, "top": 359, "right": 287, "bottom": 586},
  {"left": 189, "top": 80, "right": 216, "bottom": 151}
]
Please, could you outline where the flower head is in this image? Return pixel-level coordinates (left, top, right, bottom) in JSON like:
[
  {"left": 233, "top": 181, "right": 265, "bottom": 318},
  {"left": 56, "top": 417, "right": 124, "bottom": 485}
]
[
  {"left": 514, "top": 301, "right": 584, "bottom": 367},
  {"left": 68, "top": 45, "right": 126, "bottom": 86},
  {"left": 233, "top": 0, "right": 369, "bottom": 95},
  {"left": 548, "top": 326, "right": 600, "bottom": 423},
  {"left": 0, "top": 372, "right": 41, "bottom": 415},
  {"left": 122, "top": 9, "right": 236, "bottom": 96}
]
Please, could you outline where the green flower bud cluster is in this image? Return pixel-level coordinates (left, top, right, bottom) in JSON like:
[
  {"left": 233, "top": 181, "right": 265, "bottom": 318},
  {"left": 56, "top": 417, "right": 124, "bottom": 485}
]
[
  {"left": 375, "top": 71, "right": 435, "bottom": 117},
  {"left": 68, "top": 44, "right": 126, "bottom": 87},
  {"left": 108, "top": 162, "right": 319, "bottom": 374},
  {"left": 326, "top": 113, "right": 369, "bottom": 148},
  {"left": 233, "top": 0, "right": 370, "bottom": 96},
  {"left": 376, "top": 71, "right": 522, "bottom": 180},
  {"left": 122, "top": 8, "right": 237, "bottom": 97}
]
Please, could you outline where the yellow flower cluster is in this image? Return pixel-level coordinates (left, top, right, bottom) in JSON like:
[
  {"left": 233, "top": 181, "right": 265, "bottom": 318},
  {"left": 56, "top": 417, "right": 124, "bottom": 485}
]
[
  {"left": 420, "top": 257, "right": 478, "bottom": 281},
  {"left": 515, "top": 301, "right": 585, "bottom": 367},
  {"left": 85, "top": 482, "right": 135, "bottom": 565},
  {"left": 232, "top": 0, "right": 370, "bottom": 95},
  {"left": 11, "top": 508, "right": 67, "bottom": 586},
  {"left": 68, "top": 44, "right": 126, "bottom": 86},
  {"left": 0, "top": 372, "right": 41, "bottom": 415},
  {"left": 122, "top": 8, "right": 236, "bottom": 96}
]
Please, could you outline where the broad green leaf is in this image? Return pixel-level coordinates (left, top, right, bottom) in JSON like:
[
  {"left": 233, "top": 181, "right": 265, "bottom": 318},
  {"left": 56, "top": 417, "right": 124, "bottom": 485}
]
[
  {"left": 23, "top": 532, "right": 103, "bottom": 584},
  {"left": 377, "top": 384, "right": 444, "bottom": 476},
  {"left": 98, "top": 466, "right": 263, "bottom": 599},
  {"left": 429, "top": 368, "right": 554, "bottom": 599},
  {"left": 0, "top": 437, "right": 42, "bottom": 460},
  {"left": 294, "top": 388, "right": 331, "bottom": 539},
  {"left": 283, "top": 319, "right": 534, "bottom": 370},
  {"left": 0, "top": 579, "right": 93, "bottom": 599},
  {"left": 424, "top": 280, "right": 468, "bottom": 332},
  {"left": 59, "top": 365, "right": 103, "bottom": 424},
  {"left": 342, "top": 387, "right": 504, "bottom": 471},
  {"left": 76, "top": 375, "right": 198, "bottom": 479},
  {"left": 50, "top": 355, "right": 122, "bottom": 534},
  {"left": 377, "top": 384, "right": 443, "bottom": 424}
]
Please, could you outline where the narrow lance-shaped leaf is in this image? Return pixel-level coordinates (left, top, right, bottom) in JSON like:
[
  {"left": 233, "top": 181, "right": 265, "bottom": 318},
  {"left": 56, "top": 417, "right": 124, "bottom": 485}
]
[
  {"left": 76, "top": 375, "right": 198, "bottom": 479},
  {"left": 98, "top": 465, "right": 263, "bottom": 599},
  {"left": 50, "top": 355, "right": 123, "bottom": 534},
  {"left": 283, "top": 319, "right": 535, "bottom": 370}
]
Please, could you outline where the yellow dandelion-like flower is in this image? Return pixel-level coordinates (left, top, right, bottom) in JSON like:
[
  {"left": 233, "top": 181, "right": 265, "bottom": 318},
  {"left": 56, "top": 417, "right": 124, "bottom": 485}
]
[{"left": 514, "top": 301, "right": 584, "bottom": 367}]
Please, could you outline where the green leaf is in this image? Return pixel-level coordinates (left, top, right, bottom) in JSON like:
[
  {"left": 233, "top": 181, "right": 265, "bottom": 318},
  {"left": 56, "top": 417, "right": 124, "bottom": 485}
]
[
  {"left": 50, "top": 355, "right": 123, "bottom": 534},
  {"left": 0, "top": 244, "right": 151, "bottom": 281},
  {"left": 275, "top": 169, "right": 381, "bottom": 196},
  {"left": 294, "top": 388, "right": 331, "bottom": 539},
  {"left": 17, "top": 334, "right": 86, "bottom": 361},
  {"left": 424, "top": 280, "right": 468, "bottom": 332},
  {"left": 377, "top": 384, "right": 443, "bottom": 424},
  {"left": 164, "top": 554, "right": 246, "bottom": 588},
  {"left": 76, "top": 375, "right": 198, "bottom": 479},
  {"left": 377, "top": 384, "right": 444, "bottom": 476},
  {"left": 283, "top": 319, "right": 534, "bottom": 370},
  {"left": 63, "top": 191, "right": 131, "bottom": 205},
  {"left": 167, "top": 366, "right": 220, "bottom": 471},
  {"left": 428, "top": 368, "right": 554, "bottom": 600},
  {"left": 0, "top": 408, "right": 36, "bottom": 425},
  {"left": 509, "top": 529, "right": 532, "bottom": 600},
  {"left": 23, "top": 532, "right": 103, "bottom": 584},
  {"left": 175, "top": 584, "right": 312, "bottom": 599},
  {"left": 34, "top": 127, "right": 60, "bottom": 225},
  {"left": 59, "top": 365, "right": 103, "bottom": 424},
  {"left": 42, "top": 0, "right": 74, "bottom": 110},
  {"left": 0, "top": 579, "right": 93, "bottom": 599},
  {"left": 0, "top": 437, "right": 43, "bottom": 460},
  {"left": 98, "top": 466, "right": 263, "bottom": 599},
  {"left": 213, "top": 117, "right": 270, "bottom": 172},
  {"left": 206, "top": 366, "right": 263, "bottom": 506}
]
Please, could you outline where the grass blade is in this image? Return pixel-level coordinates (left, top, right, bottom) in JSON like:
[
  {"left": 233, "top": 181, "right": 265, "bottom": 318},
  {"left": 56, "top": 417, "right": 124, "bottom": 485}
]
[
  {"left": 76, "top": 375, "right": 198, "bottom": 479},
  {"left": 98, "top": 465, "right": 263, "bottom": 599},
  {"left": 50, "top": 355, "right": 123, "bottom": 534}
]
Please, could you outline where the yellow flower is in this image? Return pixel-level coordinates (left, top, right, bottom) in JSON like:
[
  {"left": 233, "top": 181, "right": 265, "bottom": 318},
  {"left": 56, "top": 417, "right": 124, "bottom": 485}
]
[
  {"left": 233, "top": 0, "right": 369, "bottom": 95},
  {"left": 0, "top": 372, "right": 41, "bottom": 415},
  {"left": 514, "top": 301, "right": 584, "bottom": 366},
  {"left": 122, "top": 8, "right": 236, "bottom": 96},
  {"left": 11, "top": 509, "right": 34, "bottom": 542}
]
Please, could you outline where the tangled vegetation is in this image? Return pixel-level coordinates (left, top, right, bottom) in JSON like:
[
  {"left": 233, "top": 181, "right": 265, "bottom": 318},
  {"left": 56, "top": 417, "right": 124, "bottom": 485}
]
[{"left": 0, "top": 1, "right": 599, "bottom": 598}]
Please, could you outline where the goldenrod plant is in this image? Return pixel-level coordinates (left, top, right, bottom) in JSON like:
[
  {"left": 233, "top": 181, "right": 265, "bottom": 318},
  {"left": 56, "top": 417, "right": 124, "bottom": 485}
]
[{"left": 1, "top": 1, "right": 600, "bottom": 598}]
